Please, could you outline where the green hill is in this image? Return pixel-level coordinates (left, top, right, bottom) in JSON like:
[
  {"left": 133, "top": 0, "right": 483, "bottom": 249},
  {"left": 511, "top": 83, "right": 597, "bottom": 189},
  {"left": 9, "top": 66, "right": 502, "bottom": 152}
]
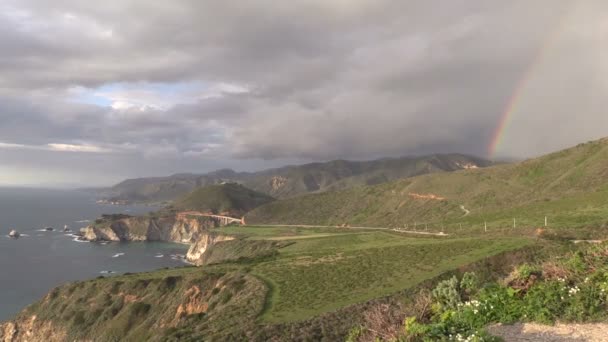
[
  {"left": 171, "top": 183, "right": 275, "bottom": 216},
  {"left": 246, "top": 138, "right": 608, "bottom": 232},
  {"left": 93, "top": 154, "right": 492, "bottom": 202}
]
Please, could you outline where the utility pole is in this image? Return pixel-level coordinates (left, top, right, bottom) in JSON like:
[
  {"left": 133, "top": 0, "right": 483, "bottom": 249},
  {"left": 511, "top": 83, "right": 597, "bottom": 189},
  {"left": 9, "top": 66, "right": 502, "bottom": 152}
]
[
  {"left": 545, "top": 216, "right": 548, "bottom": 227},
  {"left": 513, "top": 218, "right": 516, "bottom": 229},
  {"left": 484, "top": 221, "right": 487, "bottom": 232},
  {"left": 425, "top": 223, "right": 428, "bottom": 231}
]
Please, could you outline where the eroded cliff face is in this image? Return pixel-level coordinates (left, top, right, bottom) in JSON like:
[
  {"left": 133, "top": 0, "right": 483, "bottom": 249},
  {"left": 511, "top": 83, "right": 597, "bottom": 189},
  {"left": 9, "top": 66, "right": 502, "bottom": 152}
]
[
  {"left": 186, "top": 234, "right": 235, "bottom": 266},
  {"left": 1, "top": 315, "right": 67, "bottom": 342},
  {"left": 81, "top": 214, "right": 233, "bottom": 264}
]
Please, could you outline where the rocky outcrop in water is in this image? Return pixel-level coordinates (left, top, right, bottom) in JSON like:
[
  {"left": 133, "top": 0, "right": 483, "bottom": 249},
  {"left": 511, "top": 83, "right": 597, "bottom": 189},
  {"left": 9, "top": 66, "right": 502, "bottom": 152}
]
[{"left": 80, "top": 214, "right": 234, "bottom": 264}]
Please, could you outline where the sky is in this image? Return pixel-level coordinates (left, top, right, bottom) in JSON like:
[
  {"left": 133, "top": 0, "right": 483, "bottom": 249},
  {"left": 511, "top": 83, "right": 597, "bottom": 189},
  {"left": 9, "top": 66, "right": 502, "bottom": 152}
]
[{"left": 1, "top": 0, "right": 608, "bottom": 187}]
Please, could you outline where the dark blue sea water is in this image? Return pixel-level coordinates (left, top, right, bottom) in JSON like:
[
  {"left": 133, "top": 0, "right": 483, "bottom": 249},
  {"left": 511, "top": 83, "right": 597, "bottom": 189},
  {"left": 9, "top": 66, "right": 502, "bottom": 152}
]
[{"left": 0, "top": 187, "right": 188, "bottom": 321}]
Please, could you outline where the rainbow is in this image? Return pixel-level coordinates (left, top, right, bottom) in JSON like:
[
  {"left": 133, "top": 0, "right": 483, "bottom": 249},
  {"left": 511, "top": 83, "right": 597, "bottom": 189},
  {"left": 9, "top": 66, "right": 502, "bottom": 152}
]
[
  {"left": 487, "top": 9, "right": 573, "bottom": 159},
  {"left": 487, "top": 60, "right": 539, "bottom": 158}
]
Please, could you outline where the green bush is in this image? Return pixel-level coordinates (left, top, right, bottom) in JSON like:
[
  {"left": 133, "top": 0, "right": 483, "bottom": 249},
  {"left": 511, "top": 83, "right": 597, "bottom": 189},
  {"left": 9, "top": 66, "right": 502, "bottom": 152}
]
[
  {"left": 461, "top": 272, "right": 479, "bottom": 297},
  {"left": 432, "top": 276, "right": 461, "bottom": 310}
]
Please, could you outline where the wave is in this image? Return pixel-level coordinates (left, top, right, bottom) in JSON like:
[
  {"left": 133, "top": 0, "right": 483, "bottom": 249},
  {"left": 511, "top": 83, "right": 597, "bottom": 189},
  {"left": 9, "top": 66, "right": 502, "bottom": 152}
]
[
  {"left": 112, "top": 253, "right": 125, "bottom": 258},
  {"left": 75, "top": 220, "right": 91, "bottom": 223},
  {"left": 5, "top": 234, "right": 29, "bottom": 238}
]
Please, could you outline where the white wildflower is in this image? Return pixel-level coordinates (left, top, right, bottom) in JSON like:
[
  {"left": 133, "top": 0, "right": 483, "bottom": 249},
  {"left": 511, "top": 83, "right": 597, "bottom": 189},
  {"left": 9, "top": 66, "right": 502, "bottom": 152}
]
[{"left": 568, "top": 286, "right": 580, "bottom": 296}]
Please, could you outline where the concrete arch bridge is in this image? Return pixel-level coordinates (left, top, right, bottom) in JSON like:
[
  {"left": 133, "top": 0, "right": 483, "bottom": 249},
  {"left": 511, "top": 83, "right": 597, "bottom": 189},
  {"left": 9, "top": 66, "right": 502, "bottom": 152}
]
[{"left": 176, "top": 211, "right": 245, "bottom": 226}]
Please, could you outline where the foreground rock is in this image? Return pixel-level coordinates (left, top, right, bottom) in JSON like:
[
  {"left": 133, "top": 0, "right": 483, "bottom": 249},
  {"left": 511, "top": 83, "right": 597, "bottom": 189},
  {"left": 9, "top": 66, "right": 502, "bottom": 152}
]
[
  {"left": 8, "top": 230, "right": 19, "bottom": 238},
  {"left": 80, "top": 213, "right": 235, "bottom": 265},
  {"left": 488, "top": 323, "right": 608, "bottom": 342}
]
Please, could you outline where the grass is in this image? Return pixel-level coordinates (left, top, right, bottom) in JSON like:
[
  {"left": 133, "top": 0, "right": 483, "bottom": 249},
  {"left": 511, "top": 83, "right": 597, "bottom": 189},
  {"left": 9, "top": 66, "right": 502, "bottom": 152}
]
[
  {"left": 250, "top": 231, "right": 531, "bottom": 322},
  {"left": 212, "top": 225, "right": 533, "bottom": 323}
]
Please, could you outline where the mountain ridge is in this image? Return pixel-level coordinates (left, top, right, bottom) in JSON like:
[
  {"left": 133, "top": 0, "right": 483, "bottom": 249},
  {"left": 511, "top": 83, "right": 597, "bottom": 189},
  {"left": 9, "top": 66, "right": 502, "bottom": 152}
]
[
  {"left": 92, "top": 153, "right": 493, "bottom": 203},
  {"left": 246, "top": 137, "right": 608, "bottom": 231}
]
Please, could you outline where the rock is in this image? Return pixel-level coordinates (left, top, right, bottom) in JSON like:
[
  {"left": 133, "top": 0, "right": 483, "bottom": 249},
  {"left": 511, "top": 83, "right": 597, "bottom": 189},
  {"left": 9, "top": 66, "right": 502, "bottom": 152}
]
[
  {"left": 8, "top": 229, "right": 20, "bottom": 238},
  {"left": 44, "top": 227, "right": 54, "bottom": 232},
  {"left": 186, "top": 234, "right": 235, "bottom": 265},
  {"left": 80, "top": 213, "right": 235, "bottom": 264}
]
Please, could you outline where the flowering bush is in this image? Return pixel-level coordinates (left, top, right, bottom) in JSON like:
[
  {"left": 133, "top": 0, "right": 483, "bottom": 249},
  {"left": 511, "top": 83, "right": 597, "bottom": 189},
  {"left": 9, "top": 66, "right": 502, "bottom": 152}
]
[{"left": 399, "top": 243, "right": 608, "bottom": 341}]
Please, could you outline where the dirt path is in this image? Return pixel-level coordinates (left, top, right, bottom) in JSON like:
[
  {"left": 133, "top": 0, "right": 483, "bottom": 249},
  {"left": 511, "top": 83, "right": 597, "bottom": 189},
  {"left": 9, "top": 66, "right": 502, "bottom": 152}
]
[
  {"left": 488, "top": 323, "right": 608, "bottom": 341},
  {"left": 259, "top": 224, "right": 449, "bottom": 236},
  {"left": 265, "top": 233, "right": 341, "bottom": 241},
  {"left": 460, "top": 205, "right": 470, "bottom": 216}
]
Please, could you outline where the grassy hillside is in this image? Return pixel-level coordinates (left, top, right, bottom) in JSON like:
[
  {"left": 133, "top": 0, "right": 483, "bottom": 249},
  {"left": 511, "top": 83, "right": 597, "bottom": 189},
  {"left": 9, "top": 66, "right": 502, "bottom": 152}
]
[
  {"left": 13, "top": 268, "right": 267, "bottom": 342},
  {"left": 171, "top": 183, "right": 275, "bottom": 216},
  {"left": 3, "top": 226, "right": 533, "bottom": 341},
  {"left": 247, "top": 138, "right": 608, "bottom": 233},
  {"left": 94, "top": 154, "right": 492, "bottom": 202}
]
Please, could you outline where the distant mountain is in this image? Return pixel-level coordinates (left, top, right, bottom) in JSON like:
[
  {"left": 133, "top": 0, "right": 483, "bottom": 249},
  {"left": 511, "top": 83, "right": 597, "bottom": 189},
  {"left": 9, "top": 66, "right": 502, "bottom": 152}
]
[
  {"left": 170, "top": 183, "right": 275, "bottom": 217},
  {"left": 93, "top": 154, "right": 493, "bottom": 203},
  {"left": 246, "top": 137, "right": 608, "bottom": 230}
]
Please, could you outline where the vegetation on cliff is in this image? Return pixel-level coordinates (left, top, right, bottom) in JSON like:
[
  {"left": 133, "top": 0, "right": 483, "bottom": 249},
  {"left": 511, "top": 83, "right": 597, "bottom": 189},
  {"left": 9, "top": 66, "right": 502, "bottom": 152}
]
[{"left": 7, "top": 269, "right": 266, "bottom": 341}]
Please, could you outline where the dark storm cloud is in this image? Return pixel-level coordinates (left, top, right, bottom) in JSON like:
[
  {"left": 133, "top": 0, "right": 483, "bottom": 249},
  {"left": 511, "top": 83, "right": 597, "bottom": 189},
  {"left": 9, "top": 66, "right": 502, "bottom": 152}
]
[{"left": 1, "top": 0, "right": 608, "bottom": 185}]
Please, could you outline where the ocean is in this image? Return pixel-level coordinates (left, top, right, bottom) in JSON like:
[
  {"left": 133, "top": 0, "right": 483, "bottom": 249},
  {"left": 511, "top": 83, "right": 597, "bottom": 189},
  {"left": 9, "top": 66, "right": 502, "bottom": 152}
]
[{"left": 0, "top": 187, "right": 189, "bottom": 321}]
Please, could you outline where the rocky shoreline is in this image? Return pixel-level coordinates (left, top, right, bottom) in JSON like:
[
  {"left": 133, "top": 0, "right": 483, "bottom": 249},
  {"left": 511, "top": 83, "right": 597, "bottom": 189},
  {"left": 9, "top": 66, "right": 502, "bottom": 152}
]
[{"left": 79, "top": 213, "right": 235, "bottom": 265}]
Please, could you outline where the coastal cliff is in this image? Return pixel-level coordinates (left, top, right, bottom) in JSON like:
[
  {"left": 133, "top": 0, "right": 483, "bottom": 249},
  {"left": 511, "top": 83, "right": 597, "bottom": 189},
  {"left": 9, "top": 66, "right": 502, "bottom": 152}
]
[
  {"left": 80, "top": 213, "right": 234, "bottom": 265},
  {"left": 0, "top": 271, "right": 266, "bottom": 342}
]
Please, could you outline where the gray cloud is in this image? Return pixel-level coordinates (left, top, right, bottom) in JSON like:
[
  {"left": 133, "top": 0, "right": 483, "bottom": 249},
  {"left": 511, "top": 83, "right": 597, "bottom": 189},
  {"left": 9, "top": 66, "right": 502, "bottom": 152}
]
[{"left": 0, "top": 0, "right": 607, "bottom": 185}]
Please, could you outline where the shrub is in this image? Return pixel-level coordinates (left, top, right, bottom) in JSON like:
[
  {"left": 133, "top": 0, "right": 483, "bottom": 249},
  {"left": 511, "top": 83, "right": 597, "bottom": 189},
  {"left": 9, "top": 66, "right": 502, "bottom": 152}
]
[
  {"left": 460, "top": 272, "right": 479, "bottom": 297},
  {"left": 432, "top": 276, "right": 461, "bottom": 311},
  {"left": 73, "top": 310, "right": 86, "bottom": 326},
  {"left": 130, "top": 302, "right": 152, "bottom": 317}
]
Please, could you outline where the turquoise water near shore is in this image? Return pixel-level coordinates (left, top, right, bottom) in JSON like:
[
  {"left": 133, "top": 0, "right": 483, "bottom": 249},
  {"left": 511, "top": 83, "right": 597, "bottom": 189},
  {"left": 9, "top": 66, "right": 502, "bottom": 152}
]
[{"left": 0, "top": 187, "right": 188, "bottom": 321}]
